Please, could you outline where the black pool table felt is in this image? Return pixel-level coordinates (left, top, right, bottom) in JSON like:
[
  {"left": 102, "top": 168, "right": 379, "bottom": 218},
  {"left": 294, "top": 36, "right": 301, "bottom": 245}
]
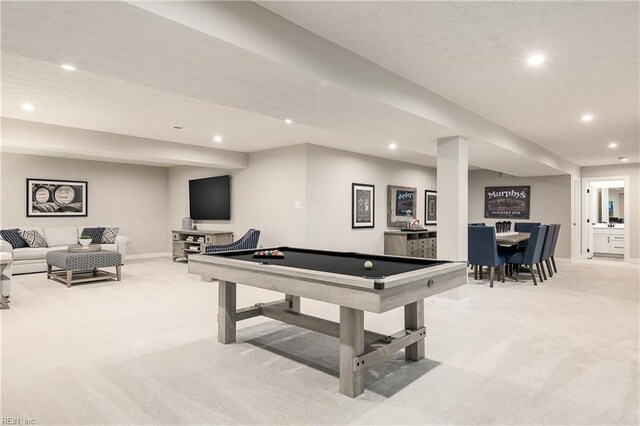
[{"left": 211, "top": 247, "right": 446, "bottom": 280}]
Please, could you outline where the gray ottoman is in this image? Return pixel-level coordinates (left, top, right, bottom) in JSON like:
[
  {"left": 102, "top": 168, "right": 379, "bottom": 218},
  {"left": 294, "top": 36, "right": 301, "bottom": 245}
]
[{"left": 46, "top": 250, "right": 122, "bottom": 287}]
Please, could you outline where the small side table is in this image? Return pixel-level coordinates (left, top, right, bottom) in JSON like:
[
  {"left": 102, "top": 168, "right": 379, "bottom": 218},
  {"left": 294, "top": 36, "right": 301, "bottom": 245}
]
[{"left": 0, "top": 253, "right": 13, "bottom": 310}]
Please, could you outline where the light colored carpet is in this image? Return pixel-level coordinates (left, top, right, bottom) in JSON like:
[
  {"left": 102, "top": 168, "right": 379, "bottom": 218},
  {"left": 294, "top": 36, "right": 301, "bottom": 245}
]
[{"left": 1, "top": 257, "right": 638, "bottom": 425}]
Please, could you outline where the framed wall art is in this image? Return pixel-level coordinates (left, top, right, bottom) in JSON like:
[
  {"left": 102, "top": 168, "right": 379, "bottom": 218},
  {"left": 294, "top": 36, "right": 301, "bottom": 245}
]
[
  {"left": 27, "top": 178, "right": 88, "bottom": 217},
  {"left": 351, "top": 183, "right": 375, "bottom": 229},
  {"left": 387, "top": 185, "right": 417, "bottom": 227},
  {"left": 424, "top": 190, "right": 437, "bottom": 225},
  {"left": 484, "top": 186, "right": 530, "bottom": 219}
]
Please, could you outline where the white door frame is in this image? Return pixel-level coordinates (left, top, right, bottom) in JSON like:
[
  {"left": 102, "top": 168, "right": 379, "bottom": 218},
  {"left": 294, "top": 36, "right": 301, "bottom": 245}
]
[
  {"left": 581, "top": 175, "right": 630, "bottom": 261},
  {"left": 571, "top": 175, "right": 581, "bottom": 260}
]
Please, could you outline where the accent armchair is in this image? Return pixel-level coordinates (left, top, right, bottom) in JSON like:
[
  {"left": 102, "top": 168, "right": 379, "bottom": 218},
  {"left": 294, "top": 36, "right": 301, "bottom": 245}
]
[{"left": 204, "top": 229, "right": 260, "bottom": 254}]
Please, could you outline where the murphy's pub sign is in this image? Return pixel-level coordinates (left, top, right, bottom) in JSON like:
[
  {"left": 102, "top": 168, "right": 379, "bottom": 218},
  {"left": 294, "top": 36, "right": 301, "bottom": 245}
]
[{"left": 484, "top": 186, "right": 531, "bottom": 219}]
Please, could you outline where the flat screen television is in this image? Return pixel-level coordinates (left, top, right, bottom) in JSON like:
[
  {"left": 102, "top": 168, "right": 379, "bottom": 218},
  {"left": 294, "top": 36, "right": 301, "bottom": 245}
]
[{"left": 189, "top": 175, "right": 231, "bottom": 220}]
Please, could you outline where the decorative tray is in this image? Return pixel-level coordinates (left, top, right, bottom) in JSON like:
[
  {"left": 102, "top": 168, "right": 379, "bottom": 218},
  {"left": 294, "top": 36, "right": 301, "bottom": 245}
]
[{"left": 67, "top": 244, "right": 102, "bottom": 252}]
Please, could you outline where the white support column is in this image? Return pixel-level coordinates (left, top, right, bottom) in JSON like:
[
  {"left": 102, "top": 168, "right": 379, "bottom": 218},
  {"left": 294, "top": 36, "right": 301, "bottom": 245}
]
[{"left": 436, "top": 136, "right": 469, "bottom": 304}]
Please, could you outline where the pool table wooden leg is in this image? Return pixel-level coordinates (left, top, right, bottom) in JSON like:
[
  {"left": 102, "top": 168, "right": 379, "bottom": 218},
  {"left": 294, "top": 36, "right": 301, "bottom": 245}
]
[
  {"left": 218, "top": 280, "right": 237, "bottom": 344},
  {"left": 285, "top": 294, "right": 300, "bottom": 313},
  {"left": 339, "top": 306, "right": 364, "bottom": 398},
  {"left": 404, "top": 300, "right": 425, "bottom": 361}
]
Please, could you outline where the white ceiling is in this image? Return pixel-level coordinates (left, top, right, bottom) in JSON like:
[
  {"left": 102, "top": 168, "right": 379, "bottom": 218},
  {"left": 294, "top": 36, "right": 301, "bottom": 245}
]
[
  {"left": 262, "top": 1, "right": 639, "bottom": 167},
  {"left": 1, "top": 1, "right": 457, "bottom": 168},
  {"left": 1, "top": 1, "right": 637, "bottom": 174}
]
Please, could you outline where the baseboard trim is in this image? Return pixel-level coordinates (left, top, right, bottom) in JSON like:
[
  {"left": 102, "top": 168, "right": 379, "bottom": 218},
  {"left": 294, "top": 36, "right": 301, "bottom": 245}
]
[
  {"left": 628, "top": 258, "right": 640, "bottom": 264},
  {"left": 127, "top": 252, "right": 171, "bottom": 260}
]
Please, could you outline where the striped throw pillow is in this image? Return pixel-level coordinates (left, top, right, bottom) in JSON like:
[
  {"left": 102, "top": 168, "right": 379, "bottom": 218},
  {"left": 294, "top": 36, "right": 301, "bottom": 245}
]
[{"left": 0, "top": 229, "right": 28, "bottom": 249}]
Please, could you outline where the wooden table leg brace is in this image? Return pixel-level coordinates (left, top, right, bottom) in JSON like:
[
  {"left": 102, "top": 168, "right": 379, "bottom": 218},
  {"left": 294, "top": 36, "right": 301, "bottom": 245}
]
[{"left": 216, "top": 280, "right": 427, "bottom": 398}]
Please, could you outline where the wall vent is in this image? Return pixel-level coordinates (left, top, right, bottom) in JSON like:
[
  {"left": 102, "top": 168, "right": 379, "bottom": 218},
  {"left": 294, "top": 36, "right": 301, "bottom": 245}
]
[{"left": 499, "top": 172, "right": 513, "bottom": 178}]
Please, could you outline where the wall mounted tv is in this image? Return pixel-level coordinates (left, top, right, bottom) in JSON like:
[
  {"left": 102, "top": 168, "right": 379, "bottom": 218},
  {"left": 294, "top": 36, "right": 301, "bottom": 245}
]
[{"left": 189, "top": 175, "right": 231, "bottom": 220}]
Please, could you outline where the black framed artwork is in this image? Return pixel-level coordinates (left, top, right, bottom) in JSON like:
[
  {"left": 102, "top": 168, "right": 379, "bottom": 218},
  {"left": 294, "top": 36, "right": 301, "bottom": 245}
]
[
  {"left": 484, "top": 186, "right": 530, "bottom": 219},
  {"left": 352, "top": 183, "right": 375, "bottom": 229},
  {"left": 424, "top": 190, "right": 437, "bottom": 225},
  {"left": 27, "top": 178, "right": 88, "bottom": 217},
  {"left": 387, "top": 185, "right": 417, "bottom": 227}
]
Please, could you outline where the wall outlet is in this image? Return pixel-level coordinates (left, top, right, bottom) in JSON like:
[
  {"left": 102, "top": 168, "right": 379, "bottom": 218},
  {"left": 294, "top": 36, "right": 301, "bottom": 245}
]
[{"left": 295, "top": 201, "right": 301, "bottom": 209}]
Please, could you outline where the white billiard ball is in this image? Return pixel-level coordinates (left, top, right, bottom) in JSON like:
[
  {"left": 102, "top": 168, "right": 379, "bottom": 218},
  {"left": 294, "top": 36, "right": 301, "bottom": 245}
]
[{"left": 364, "top": 260, "right": 373, "bottom": 269}]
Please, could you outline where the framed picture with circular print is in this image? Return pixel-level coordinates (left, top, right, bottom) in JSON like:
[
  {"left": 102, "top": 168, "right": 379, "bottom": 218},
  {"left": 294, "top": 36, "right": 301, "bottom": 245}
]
[{"left": 27, "top": 178, "right": 88, "bottom": 217}]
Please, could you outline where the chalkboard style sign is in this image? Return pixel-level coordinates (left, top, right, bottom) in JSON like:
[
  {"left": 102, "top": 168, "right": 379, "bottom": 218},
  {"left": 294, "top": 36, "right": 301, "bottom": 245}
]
[
  {"left": 387, "top": 185, "right": 417, "bottom": 227},
  {"left": 484, "top": 186, "right": 530, "bottom": 219}
]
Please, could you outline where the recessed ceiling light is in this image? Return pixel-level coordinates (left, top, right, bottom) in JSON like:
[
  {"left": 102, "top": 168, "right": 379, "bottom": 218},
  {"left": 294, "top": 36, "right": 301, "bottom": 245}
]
[
  {"left": 61, "top": 64, "right": 77, "bottom": 71},
  {"left": 284, "top": 119, "right": 293, "bottom": 124},
  {"left": 608, "top": 142, "right": 618, "bottom": 148},
  {"left": 619, "top": 156, "right": 629, "bottom": 162},
  {"left": 21, "top": 103, "right": 35, "bottom": 111},
  {"left": 581, "top": 114, "right": 594, "bottom": 122},
  {"left": 213, "top": 135, "right": 223, "bottom": 143},
  {"left": 527, "top": 54, "right": 545, "bottom": 66},
  {"left": 388, "top": 143, "right": 397, "bottom": 150}
]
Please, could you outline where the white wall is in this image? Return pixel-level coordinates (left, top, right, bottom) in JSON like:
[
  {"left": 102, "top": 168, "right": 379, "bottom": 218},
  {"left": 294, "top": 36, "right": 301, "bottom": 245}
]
[
  {"left": 168, "top": 144, "right": 436, "bottom": 254},
  {"left": 0, "top": 152, "right": 168, "bottom": 255},
  {"left": 468, "top": 169, "right": 572, "bottom": 258},
  {"left": 305, "top": 145, "right": 436, "bottom": 253},
  {"left": 168, "top": 144, "right": 308, "bottom": 248},
  {"left": 582, "top": 163, "right": 639, "bottom": 259}
]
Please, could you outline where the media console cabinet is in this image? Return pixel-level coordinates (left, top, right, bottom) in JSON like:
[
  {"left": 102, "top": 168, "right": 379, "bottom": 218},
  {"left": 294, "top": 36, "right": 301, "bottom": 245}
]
[
  {"left": 172, "top": 230, "right": 234, "bottom": 261},
  {"left": 384, "top": 230, "right": 437, "bottom": 259}
]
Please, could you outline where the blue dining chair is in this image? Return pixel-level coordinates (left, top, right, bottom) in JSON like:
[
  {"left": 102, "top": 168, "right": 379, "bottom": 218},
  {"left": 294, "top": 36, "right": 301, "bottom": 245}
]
[
  {"left": 468, "top": 226, "right": 505, "bottom": 288},
  {"left": 550, "top": 224, "right": 561, "bottom": 273},
  {"left": 539, "top": 224, "right": 556, "bottom": 279},
  {"left": 504, "top": 225, "right": 547, "bottom": 285},
  {"left": 514, "top": 222, "right": 541, "bottom": 233},
  {"left": 204, "top": 229, "right": 260, "bottom": 254}
]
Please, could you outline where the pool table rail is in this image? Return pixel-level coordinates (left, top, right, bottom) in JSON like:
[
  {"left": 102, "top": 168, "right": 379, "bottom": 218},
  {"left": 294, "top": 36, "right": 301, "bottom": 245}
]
[{"left": 189, "top": 254, "right": 466, "bottom": 313}]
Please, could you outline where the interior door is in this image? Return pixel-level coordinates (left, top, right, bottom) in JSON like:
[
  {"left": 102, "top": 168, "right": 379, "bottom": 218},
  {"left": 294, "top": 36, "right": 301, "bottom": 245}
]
[{"left": 586, "top": 186, "right": 594, "bottom": 259}]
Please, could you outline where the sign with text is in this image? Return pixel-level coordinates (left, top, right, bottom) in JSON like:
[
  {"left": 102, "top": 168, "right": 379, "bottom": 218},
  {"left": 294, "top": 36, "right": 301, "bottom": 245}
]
[{"left": 484, "top": 186, "right": 530, "bottom": 219}]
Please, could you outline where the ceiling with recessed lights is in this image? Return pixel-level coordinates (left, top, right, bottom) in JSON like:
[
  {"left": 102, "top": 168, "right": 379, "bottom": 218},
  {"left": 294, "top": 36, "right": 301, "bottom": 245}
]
[
  {"left": 262, "top": 1, "right": 639, "bottom": 167},
  {"left": 1, "top": 1, "right": 638, "bottom": 173}
]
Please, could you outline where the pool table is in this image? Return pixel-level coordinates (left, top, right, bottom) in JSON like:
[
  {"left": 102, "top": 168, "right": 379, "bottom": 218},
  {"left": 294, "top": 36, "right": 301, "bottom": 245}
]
[{"left": 188, "top": 247, "right": 467, "bottom": 397}]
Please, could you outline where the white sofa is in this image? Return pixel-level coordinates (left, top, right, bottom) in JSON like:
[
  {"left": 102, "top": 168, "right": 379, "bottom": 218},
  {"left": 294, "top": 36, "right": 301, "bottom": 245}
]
[{"left": 0, "top": 226, "right": 129, "bottom": 279}]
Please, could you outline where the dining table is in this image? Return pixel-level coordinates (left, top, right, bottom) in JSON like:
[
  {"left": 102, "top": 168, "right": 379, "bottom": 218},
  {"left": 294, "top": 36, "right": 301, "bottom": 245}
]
[
  {"left": 496, "top": 232, "right": 530, "bottom": 245},
  {"left": 495, "top": 232, "right": 530, "bottom": 280}
]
